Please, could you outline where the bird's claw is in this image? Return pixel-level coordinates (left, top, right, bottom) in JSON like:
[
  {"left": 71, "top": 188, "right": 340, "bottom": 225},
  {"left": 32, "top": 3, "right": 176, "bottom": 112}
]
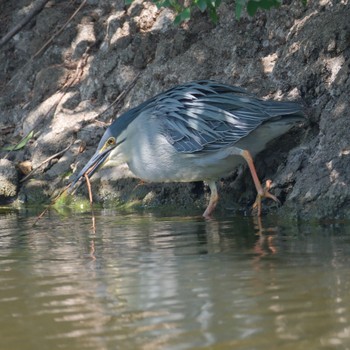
[{"left": 252, "top": 180, "right": 280, "bottom": 216}]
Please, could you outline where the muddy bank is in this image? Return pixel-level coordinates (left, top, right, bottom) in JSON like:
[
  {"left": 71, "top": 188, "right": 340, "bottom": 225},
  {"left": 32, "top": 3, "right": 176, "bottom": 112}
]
[{"left": 0, "top": 0, "right": 349, "bottom": 218}]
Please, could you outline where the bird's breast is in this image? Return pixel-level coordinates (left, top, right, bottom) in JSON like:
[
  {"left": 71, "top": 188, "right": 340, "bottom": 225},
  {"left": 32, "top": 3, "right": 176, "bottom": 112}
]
[{"left": 123, "top": 129, "right": 244, "bottom": 182}]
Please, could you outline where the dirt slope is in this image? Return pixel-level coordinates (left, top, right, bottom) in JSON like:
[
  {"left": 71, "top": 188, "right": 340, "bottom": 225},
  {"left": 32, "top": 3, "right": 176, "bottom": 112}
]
[{"left": 0, "top": 0, "right": 349, "bottom": 218}]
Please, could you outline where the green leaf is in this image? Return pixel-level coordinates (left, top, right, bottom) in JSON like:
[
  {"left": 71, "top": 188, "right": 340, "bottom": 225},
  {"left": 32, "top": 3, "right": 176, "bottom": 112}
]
[
  {"left": 174, "top": 7, "right": 191, "bottom": 25},
  {"left": 181, "top": 7, "right": 191, "bottom": 20},
  {"left": 235, "top": 0, "right": 246, "bottom": 19},
  {"left": 152, "top": 0, "right": 174, "bottom": 9},
  {"left": 258, "top": 0, "right": 280, "bottom": 10},
  {"left": 208, "top": 6, "right": 219, "bottom": 23},
  {"left": 258, "top": 0, "right": 271, "bottom": 9},
  {"left": 246, "top": 0, "right": 280, "bottom": 16},
  {"left": 195, "top": 0, "right": 207, "bottom": 12},
  {"left": 246, "top": 0, "right": 258, "bottom": 16},
  {"left": 174, "top": 13, "right": 182, "bottom": 25},
  {"left": 1, "top": 130, "right": 34, "bottom": 151},
  {"left": 124, "top": 0, "right": 133, "bottom": 5}
]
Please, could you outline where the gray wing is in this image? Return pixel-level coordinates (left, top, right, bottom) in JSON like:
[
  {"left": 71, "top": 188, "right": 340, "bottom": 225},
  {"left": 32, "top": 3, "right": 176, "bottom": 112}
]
[{"left": 155, "top": 81, "right": 303, "bottom": 153}]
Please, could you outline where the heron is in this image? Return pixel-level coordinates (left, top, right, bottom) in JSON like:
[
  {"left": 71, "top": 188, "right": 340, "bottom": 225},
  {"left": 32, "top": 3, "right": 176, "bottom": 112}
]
[{"left": 68, "top": 80, "right": 305, "bottom": 217}]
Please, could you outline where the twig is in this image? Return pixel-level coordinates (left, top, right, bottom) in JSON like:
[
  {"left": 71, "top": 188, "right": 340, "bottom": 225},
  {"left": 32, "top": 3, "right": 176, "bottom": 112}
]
[
  {"left": 0, "top": 0, "right": 50, "bottom": 49},
  {"left": 108, "top": 72, "right": 141, "bottom": 108},
  {"left": 84, "top": 173, "right": 96, "bottom": 233},
  {"left": 84, "top": 173, "right": 93, "bottom": 205},
  {"left": 33, "top": 0, "right": 87, "bottom": 59},
  {"left": 5, "top": 0, "right": 87, "bottom": 89},
  {"left": 32, "top": 206, "right": 51, "bottom": 226},
  {"left": 32, "top": 183, "right": 71, "bottom": 227},
  {"left": 0, "top": 125, "right": 15, "bottom": 135},
  {"left": 9, "top": 46, "right": 89, "bottom": 162},
  {"left": 93, "top": 72, "right": 142, "bottom": 120},
  {"left": 20, "top": 139, "right": 74, "bottom": 183}
]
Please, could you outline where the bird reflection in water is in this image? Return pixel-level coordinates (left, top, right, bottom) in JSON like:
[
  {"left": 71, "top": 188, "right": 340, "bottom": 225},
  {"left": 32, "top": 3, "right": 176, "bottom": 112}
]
[{"left": 253, "top": 215, "right": 279, "bottom": 257}]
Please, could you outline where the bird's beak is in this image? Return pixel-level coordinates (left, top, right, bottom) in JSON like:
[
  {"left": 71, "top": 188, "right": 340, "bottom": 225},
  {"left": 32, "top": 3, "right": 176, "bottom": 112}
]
[{"left": 68, "top": 145, "right": 115, "bottom": 194}]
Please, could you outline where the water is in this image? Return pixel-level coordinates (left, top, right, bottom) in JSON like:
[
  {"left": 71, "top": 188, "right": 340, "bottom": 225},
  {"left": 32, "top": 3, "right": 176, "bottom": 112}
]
[{"left": 1, "top": 209, "right": 350, "bottom": 350}]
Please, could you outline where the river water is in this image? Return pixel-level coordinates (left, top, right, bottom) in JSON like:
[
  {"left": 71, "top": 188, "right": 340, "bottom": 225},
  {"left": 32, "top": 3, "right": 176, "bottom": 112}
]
[{"left": 1, "top": 208, "right": 350, "bottom": 349}]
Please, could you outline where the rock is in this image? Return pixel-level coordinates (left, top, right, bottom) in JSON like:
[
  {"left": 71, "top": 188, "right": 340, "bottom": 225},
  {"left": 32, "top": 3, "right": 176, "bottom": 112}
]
[
  {"left": 17, "top": 179, "right": 50, "bottom": 205},
  {"left": 0, "top": 159, "right": 18, "bottom": 199}
]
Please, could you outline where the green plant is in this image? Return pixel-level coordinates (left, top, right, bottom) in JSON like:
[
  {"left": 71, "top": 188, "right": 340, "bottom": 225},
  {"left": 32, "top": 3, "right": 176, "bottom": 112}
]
[
  {"left": 1, "top": 130, "right": 34, "bottom": 151},
  {"left": 125, "top": 0, "right": 307, "bottom": 24}
]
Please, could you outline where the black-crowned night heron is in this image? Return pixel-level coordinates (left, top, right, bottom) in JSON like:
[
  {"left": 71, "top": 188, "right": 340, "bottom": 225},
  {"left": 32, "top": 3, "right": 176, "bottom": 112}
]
[{"left": 69, "top": 80, "right": 305, "bottom": 217}]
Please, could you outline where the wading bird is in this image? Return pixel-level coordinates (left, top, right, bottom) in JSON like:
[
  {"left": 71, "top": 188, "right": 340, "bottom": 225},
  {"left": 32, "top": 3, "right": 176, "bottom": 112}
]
[{"left": 69, "top": 80, "right": 305, "bottom": 217}]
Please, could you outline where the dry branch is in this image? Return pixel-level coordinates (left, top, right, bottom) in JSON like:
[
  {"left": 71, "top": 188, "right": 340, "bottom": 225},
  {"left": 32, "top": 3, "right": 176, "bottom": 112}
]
[{"left": 0, "top": 0, "right": 50, "bottom": 49}]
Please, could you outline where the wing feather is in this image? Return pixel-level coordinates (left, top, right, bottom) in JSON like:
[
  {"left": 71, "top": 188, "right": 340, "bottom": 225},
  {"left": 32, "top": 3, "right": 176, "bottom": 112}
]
[{"left": 139, "top": 81, "right": 303, "bottom": 154}]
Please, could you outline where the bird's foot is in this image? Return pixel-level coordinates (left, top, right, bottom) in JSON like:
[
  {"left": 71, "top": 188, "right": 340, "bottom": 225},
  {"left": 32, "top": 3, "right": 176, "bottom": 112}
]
[
  {"left": 202, "top": 181, "right": 219, "bottom": 219},
  {"left": 203, "top": 203, "right": 216, "bottom": 219},
  {"left": 252, "top": 180, "right": 280, "bottom": 216}
]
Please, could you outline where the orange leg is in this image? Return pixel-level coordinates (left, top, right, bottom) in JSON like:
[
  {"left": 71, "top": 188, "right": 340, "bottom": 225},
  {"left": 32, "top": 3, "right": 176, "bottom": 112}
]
[
  {"left": 203, "top": 181, "right": 219, "bottom": 218},
  {"left": 240, "top": 150, "right": 280, "bottom": 216}
]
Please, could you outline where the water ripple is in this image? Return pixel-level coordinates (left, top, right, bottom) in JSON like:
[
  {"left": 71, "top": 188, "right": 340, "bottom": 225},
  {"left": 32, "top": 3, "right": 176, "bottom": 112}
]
[{"left": 1, "top": 210, "right": 350, "bottom": 349}]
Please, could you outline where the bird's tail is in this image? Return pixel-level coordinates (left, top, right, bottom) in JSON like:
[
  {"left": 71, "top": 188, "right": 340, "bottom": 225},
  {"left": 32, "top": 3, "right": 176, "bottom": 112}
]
[{"left": 263, "top": 100, "right": 305, "bottom": 121}]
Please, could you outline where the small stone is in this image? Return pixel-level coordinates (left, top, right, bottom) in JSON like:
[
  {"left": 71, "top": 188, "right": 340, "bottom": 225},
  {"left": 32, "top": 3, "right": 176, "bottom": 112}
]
[
  {"left": 327, "top": 39, "right": 336, "bottom": 52},
  {"left": 18, "top": 161, "right": 32, "bottom": 175},
  {"left": 262, "top": 40, "right": 270, "bottom": 48}
]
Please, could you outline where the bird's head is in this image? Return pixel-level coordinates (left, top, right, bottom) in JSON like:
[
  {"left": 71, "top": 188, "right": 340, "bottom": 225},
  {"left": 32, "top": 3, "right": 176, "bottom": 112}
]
[
  {"left": 68, "top": 123, "right": 128, "bottom": 193},
  {"left": 67, "top": 99, "right": 146, "bottom": 194}
]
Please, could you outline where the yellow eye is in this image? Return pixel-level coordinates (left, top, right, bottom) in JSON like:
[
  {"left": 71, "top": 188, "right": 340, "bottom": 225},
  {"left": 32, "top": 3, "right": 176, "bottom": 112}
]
[{"left": 106, "top": 137, "right": 115, "bottom": 146}]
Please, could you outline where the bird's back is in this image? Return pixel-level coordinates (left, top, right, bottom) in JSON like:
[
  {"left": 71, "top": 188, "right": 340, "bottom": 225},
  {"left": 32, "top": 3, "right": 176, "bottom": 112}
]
[
  {"left": 152, "top": 81, "right": 304, "bottom": 153},
  {"left": 110, "top": 80, "right": 305, "bottom": 155}
]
